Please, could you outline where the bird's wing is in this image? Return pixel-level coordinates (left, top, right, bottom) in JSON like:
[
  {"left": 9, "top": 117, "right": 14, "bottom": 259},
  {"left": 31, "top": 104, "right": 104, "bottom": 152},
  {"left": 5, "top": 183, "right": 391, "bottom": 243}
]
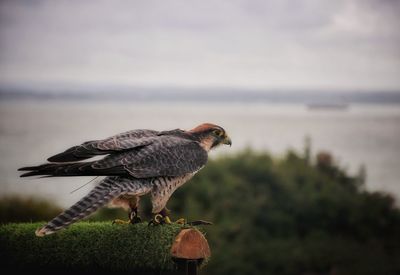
[
  {"left": 48, "top": 129, "right": 159, "bottom": 162},
  {"left": 19, "top": 133, "right": 207, "bottom": 178},
  {"left": 93, "top": 135, "right": 208, "bottom": 178}
]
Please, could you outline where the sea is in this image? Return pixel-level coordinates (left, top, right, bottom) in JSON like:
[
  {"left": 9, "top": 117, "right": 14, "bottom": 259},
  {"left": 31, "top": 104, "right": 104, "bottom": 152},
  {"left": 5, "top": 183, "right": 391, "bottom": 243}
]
[{"left": 1, "top": 99, "right": 399, "bottom": 207}]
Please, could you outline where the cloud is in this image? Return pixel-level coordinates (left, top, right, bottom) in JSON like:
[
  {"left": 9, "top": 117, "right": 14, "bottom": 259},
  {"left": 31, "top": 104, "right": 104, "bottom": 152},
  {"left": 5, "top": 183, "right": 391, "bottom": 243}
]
[{"left": 0, "top": 0, "right": 399, "bottom": 90}]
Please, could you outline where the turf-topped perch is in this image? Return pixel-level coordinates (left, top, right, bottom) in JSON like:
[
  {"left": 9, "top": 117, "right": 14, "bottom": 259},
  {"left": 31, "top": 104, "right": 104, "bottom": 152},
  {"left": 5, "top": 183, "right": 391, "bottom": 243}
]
[{"left": 0, "top": 222, "right": 210, "bottom": 274}]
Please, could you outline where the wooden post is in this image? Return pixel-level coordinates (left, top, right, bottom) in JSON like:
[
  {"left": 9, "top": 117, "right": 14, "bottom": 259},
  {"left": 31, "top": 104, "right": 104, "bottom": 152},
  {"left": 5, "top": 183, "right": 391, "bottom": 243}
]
[{"left": 171, "top": 228, "right": 211, "bottom": 275}]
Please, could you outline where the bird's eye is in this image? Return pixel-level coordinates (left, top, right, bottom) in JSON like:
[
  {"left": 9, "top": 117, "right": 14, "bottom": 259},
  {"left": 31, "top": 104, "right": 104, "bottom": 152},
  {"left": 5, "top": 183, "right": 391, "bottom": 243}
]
[{"left": 213, "top": 129, "right": 223, "bottom": 137}]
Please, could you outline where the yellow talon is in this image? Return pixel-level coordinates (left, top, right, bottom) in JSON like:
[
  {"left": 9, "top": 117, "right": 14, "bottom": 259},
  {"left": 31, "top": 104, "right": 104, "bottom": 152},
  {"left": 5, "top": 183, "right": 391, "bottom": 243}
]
[
  {"left": 148, "top": 213, "right": 186, "bottom": 226},
  {"left": 112, "top": 219, "right": 130, "bottom": 225}
]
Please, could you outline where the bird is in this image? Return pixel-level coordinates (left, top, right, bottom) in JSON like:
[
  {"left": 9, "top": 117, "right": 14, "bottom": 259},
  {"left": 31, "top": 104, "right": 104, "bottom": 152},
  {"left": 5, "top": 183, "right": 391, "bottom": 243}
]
[{"left": 18, "top": 123, "right": 231, "bottom": 236}]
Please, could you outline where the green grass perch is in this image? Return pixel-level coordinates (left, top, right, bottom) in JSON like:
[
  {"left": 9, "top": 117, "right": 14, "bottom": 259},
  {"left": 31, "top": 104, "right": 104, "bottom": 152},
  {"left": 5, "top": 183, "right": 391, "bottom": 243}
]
[{"left": 0, "top": 222, "right": 210, "bottom": 274}]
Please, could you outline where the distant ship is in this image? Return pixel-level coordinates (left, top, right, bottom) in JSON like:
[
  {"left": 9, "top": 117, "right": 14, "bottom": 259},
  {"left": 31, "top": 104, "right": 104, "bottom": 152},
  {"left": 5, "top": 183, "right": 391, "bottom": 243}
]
[{"left": 306, "top": 103, "right": 349, "bottom": 111}]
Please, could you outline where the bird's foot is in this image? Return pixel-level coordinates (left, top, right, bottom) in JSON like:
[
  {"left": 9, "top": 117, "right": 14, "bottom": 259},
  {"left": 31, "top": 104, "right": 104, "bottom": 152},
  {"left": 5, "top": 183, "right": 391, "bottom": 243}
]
[
  {"left": 112, "top": 217, "right": 141, "bottom": 225},
  {"left": 148, "top": 214, "right": 170, "bottom": 226},
  {"left": 148, "top": 214, "right": 187, "bottom": 226},
  {"left": 112, "top": 211, "right": 142, "bottom": 225},
  {"left": 112, "top": 219, "right": 130, "bottom": 225},
  {"left": 129, "top": 210, "right": 142, "bottom": 224}
]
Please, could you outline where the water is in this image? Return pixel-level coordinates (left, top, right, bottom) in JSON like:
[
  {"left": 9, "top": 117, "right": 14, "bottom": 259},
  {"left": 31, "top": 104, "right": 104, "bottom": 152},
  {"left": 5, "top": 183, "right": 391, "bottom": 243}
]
[{"left": 1, "top": 100, "right": 399, "bottom": 207}]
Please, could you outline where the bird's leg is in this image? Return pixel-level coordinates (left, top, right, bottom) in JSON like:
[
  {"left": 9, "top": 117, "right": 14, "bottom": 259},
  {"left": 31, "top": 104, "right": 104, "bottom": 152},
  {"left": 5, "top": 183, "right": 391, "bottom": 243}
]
[
  {"left": 148, "top": 207, "right": 186, "bottom": 226},
  {"left": 129, "top": 207, "right": 142, "bottom": 224},
  {"left": 148, "top": 208, "right": 170, "bottom": 226},
  {"left": 113, "top": 196, "right": 141, "bottom": 225},
  {"left": 159, "top": 207, "right": 173, "bottom": 224},
  {"left": 112, "top": 207, "right": 140, "bottom": 225}
]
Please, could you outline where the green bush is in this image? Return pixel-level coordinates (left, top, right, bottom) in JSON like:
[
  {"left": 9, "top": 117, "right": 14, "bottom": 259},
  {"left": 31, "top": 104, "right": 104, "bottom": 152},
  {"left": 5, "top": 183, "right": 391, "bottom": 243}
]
[
  {"left": 168, "top": 149, "right": 400, "bottom": 275},
  {"left": 0, "top": 196, "right": 63, "bottom": 223},
  {"left": 2, "top": 148, "right": 400, "bottom": 275}
]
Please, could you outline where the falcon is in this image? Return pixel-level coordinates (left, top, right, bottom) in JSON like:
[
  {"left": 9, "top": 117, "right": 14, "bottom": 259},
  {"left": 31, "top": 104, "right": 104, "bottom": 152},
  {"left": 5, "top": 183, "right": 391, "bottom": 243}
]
[{"left": 18, "top": 123, "right": 231, "bottom": 236}]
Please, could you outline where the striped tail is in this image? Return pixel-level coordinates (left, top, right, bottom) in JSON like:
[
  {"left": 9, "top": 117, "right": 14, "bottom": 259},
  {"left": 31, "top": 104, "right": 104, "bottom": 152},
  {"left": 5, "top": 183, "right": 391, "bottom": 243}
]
[
  {"left": 35, "top": 177, "right": 124, "bottom": 236},
  {"left": 18, "top": 161, "right": 126, "bottom": 178}
]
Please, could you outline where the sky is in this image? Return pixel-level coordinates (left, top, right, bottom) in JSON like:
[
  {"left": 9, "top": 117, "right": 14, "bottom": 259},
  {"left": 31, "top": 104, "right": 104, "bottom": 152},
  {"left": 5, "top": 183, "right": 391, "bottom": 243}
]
[{"left": 0, "top": 0, "right": 399, "bottom": 91}]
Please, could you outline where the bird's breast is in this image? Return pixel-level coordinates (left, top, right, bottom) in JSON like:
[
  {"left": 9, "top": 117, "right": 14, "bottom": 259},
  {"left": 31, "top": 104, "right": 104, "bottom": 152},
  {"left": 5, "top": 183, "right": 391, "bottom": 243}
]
[{"left": 152, "top": 167, "right": 204, "bottom": 192}]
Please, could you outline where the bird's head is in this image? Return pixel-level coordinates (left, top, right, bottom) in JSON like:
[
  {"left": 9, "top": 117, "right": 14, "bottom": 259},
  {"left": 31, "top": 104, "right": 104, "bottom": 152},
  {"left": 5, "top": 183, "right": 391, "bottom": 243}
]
[{"left": 189, "top": 123, "right": 232, "bottom": 151}]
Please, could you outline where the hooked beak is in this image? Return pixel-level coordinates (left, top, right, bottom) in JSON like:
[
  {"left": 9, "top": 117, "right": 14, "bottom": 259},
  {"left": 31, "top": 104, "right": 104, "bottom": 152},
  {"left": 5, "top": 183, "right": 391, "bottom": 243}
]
[{"left": 222, "top": 135, "right": 232, "bottom": 146}]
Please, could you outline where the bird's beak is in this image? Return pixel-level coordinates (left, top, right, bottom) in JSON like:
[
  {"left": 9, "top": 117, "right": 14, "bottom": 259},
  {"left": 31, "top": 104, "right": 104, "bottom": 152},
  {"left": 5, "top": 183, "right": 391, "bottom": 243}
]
[{"left": 222, "top": 135, "right": 232, "bottom": 146}]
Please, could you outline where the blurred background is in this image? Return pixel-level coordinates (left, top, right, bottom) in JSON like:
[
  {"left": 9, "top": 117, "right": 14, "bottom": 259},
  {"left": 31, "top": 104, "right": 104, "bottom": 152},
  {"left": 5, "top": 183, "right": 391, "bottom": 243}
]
[{"left": 0, "top": 1, "right": 399, "bottom": 274}]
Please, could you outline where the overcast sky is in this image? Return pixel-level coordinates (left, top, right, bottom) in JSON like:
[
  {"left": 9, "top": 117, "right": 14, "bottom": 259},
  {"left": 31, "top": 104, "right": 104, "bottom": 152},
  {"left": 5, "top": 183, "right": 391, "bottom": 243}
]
[{"left": 0, "top": 0, "right": 399, "bottom": 91}]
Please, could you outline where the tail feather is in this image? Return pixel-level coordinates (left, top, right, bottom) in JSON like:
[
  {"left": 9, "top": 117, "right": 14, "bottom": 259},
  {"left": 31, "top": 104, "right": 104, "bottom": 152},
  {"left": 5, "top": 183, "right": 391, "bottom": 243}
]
[
  {"left": 19, "top": 162, "right": 126, "bottom": 178},
  {"left": 18, "top": 165, "right": 39, "bottom": 171},
  {"left": 35, "top": 177, "right": 124, "bottom": 236},
  {"left": 47, "top": 143, "right": 105, "bottom": 163},
  {"left": 19, "top": 163, "right": 91, "bottom": 177}
]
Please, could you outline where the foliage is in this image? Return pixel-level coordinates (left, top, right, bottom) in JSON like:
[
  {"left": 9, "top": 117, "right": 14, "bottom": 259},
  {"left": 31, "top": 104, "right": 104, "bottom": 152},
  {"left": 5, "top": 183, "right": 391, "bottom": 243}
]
[
  {"left": 0, "top": 196, "right": 62, "bottom": 224},
  {"left": 1, "top": 148, "right": 400, "bottom": 274},
  {"left": 167, "top": 149, "right": 400, "bottom": 275}
]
